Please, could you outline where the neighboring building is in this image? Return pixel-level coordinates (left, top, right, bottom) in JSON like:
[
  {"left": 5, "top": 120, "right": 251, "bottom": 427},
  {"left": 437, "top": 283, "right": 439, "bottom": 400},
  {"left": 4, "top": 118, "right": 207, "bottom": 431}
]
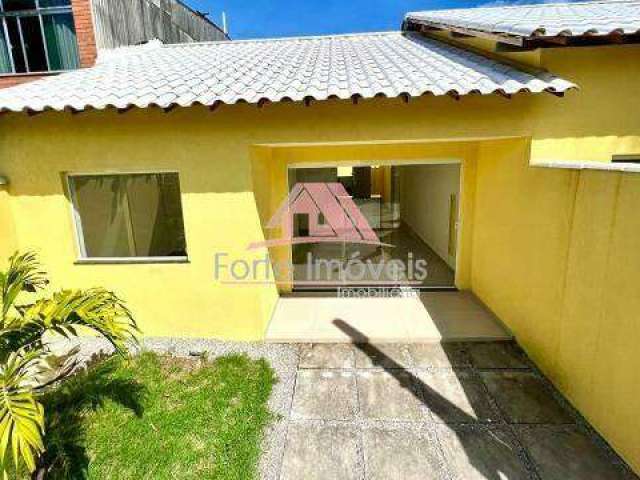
[
  {"left": 0, "top": 0, "right": 228, "bottom": 88},
  {"left": 0, "top": 0, "right": 639, "bottom": 474}
]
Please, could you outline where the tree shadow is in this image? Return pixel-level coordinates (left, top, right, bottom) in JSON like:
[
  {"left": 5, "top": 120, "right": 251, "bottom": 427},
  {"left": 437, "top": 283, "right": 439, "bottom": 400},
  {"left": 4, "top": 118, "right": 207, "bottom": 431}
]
[
  {"left": 333, "top": 319, "right": 526, "bottom": 480},
  {"left": 36, "top": 356, "right": 145, "bottom": 480}
]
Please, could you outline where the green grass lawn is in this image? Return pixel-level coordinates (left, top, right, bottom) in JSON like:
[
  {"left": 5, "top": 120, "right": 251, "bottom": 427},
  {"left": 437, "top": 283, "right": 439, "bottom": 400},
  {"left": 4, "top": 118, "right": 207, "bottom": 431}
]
[{"left": 29, "top": 351, "right": 276, "bottom": 480}]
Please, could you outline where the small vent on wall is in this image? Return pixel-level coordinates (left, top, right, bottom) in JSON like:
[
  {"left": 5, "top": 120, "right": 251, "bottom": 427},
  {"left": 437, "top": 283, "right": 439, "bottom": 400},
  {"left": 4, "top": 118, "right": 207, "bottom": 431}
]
[{"left": 612, "top": 155, "right": 640, "bottom": 164}]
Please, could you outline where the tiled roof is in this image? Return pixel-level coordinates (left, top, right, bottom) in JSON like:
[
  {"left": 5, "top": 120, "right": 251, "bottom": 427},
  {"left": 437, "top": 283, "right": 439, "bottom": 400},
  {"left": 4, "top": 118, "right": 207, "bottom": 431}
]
[
  {"left": 0, "top": 32, "right": 575, "bottom": 114},
  {"left": 405, "top": 0, "right": 640, "bottom": 38}
]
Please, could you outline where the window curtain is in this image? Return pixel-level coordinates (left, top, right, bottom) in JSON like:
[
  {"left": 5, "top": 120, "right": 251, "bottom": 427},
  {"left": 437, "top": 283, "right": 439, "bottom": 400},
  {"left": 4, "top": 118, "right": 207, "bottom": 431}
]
[
  {"left": 0, "top": 26, "right": 12, "bottom": 73},
  {"left": 43, "top": 13, "right": 79, "bottom": 71}
]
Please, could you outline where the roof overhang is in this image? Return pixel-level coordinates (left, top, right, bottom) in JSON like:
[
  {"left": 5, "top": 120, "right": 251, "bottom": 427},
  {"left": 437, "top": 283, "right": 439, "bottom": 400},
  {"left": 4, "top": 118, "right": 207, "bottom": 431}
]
[
  {"left": 405, "top": 18, "right": 640, "bottom": 50},
  {"left": 0, "top": 32, "right": 576, "bottom": 116}
]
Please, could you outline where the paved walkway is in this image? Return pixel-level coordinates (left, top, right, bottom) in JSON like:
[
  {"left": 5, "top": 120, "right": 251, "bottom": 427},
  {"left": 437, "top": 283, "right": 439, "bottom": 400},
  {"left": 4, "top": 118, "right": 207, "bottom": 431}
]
[
  {"left": 266, "top": 291, "right": 511, "bottom": 343},
  {"left": 261, "top": 338, "right": 637, "bottom": 480}
]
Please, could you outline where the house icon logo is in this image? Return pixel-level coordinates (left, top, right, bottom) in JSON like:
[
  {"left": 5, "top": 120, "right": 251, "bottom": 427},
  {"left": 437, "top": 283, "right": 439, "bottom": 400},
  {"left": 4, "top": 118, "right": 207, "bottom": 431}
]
[{"left": 248, "top": 183, "right": 389, "bottom": 250}]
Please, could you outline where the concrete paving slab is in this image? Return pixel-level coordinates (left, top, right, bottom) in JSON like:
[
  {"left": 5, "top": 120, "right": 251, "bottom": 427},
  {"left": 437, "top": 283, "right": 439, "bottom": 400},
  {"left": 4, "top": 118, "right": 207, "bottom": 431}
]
[
  {"left": 280, "top": 423, "right": 362, "bottom": 480},
  {"left": 291, "top": 369, "right": 357, "bottom": 420},
  {"left": 480, "top": 371, "right": 574, "bottom": 424},
  {"left": 356, "top": 370, "right": 427, "bottom": 420},
  {"left": 266, "top": 293, "right": 512, "bottom": 343},
  {"left": 516, "top": 425, "right": 634, "bottom": 480},
  {"left": 354, "top": 343, "right": 412, "bottom": 368},
  {"left": 436, "top": 424, "right": 532, "bottom": 480},
  {"left": 409, "top": 342, "right": 470, "bottom": 368},
  {"left": 419, "top": 292, "right": 512, "bottom": 341},
  {"left": 467, "top": 342, "right": 530, "bottom": 369},
  {"left": 417, "top": 369, "right": 500, "bottom": 423},
  {"left": 299, "top": 343, "right": 355, "bottom": 369},
  {"left": 363, "top": 426, "right": 448, "bottom": 479},
  {"left": 266, "top": 296, "right": 444, "bottom": 343}
]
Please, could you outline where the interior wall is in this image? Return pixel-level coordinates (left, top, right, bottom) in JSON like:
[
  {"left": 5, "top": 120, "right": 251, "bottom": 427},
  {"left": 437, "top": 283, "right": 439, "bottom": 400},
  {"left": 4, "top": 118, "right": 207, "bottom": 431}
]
[
  {"left": 399, "top": 164, "right": 460, "bottom": 269},
  {"left": 471, "top": 138, "right": 640, "bottom": 474},
  {"left": 292, "top": 168, "right": 338, "bottom": 184}
]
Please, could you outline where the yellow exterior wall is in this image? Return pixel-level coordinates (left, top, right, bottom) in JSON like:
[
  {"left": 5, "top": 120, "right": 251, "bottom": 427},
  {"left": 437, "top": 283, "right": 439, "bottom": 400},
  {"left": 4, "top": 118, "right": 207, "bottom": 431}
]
[
  {"left": 0, "top": 185, "right": 17, "bottom": 261},
  {"left": 531, "top": 45, "right": 640, "bottom": 162},
  {"left": 0, "top": 112, "right": 280, "bottom": 340},
  {"left": 421, "top": 36, "right": 640, "bottom": 162},
  {"left": 471, "top": 138, "right": 640, "bottom": 473},
  {"left": 0, "top": 41, "right": 637, "bottom": 338}
]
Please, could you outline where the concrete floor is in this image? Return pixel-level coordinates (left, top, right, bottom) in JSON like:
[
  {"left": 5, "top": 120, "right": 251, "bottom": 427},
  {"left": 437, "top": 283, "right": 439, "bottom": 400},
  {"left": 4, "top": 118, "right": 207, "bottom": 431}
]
[
  {"left": 265, "top": 291, "right": 511, "bottom": 343},
  {"left": 269, "top": 340, "right": 637, "bottom": 480}
]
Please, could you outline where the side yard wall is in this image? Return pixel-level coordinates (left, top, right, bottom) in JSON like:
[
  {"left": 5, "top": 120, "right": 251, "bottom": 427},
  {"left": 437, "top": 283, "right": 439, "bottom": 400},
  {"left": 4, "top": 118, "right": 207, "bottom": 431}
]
[{"left": 471, "top": 138, "right": 640, "bottom": 473}]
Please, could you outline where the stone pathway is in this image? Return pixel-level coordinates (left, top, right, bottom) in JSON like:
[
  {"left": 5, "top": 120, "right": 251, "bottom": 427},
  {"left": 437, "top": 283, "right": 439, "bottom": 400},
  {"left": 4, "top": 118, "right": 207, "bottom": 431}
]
[{"left": 262, "top": 340, "right": 638, "bottom": 480}]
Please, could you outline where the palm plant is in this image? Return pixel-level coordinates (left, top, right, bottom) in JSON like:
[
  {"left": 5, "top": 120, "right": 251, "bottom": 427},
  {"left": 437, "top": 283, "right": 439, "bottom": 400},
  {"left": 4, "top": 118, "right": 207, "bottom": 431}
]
[{"left": 0, "top": 252, "right": 138, "bottom": 479}]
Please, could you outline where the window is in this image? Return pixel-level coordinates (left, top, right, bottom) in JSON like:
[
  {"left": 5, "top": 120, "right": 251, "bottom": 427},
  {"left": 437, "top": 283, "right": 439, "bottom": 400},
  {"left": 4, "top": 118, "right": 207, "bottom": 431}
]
[
  {"left": 0, "top": 0, "right": 79, "bottom": 74},
  {"left": 612, "top": 155, "right": 640, "bottom": 164},
  {"left": 68, "top": 173, "right": 188, "bottom": 261}
]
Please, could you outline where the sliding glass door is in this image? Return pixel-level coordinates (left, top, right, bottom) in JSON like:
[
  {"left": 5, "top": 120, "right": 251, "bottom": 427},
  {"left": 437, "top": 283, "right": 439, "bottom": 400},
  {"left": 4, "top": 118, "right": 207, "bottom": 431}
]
[{"left": 288, "top": 166, "right": 401, "bottom": 289}]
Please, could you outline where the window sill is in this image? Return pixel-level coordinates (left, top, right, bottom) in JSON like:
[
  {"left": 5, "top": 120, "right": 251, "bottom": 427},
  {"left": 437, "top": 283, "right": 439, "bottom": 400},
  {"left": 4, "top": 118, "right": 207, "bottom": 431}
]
[
  {"left": 74, "top": 257, "right": 190, "bottom": 265},
  {"left": 532, "top": 160, "right": 640, "bottom": 173},
  {"left": 0, "top": 70, "right": 71, "bottom": 79}
]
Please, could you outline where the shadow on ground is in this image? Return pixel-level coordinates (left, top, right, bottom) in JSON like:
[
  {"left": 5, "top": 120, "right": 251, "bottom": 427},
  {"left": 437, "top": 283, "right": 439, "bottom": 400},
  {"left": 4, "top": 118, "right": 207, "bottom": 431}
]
[
  {"left": 333, "top": 319, "right": 524, "bottom": 480},
  {"left": 36, "top": 358, "right": 145, "bottom": 480}
]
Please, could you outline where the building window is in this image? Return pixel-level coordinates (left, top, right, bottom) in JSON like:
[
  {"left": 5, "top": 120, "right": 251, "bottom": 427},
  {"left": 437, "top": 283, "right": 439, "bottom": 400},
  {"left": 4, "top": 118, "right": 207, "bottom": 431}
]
[
  {"left": 0, "top": 0, "right": 79, "bottom": 75},
  {"left": 612, "top": 155, "right": 640, "bottom": 164},
  {"left": 68, "top": 173, "right": 188, "bottom": 261}
]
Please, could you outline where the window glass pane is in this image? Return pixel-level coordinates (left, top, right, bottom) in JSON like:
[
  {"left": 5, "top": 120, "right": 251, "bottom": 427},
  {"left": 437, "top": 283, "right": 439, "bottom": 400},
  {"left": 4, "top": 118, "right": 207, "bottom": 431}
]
[
  {"left": 126, "top": 174, "right": 187, "bottom": 257},
  {"left": 0, "top": 23, "right": 12, "bottom": 73},
  {"left": 2, "top": 0, "right": 36, "bottom": 12},
  {"left": 43, "top": 13, "right": 78, "bottom": 70},
  {"left": 38, "top": 0, "right": 71, "bottom": 7},
  {"left": 5, "top": 17, "right": 25, "bottom": 72},
  {"left": 72, "top": 174, "right": 187, "bottom": 258},
  {"left": 19, "top": 15, "right": 48, "bottom": 72},
  {"left": 73, "top": 176, "right": 135, "bottom": 258}
]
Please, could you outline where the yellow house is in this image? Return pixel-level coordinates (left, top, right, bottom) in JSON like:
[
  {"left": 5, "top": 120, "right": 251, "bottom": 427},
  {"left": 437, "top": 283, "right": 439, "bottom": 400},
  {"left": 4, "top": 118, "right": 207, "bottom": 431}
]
[{"left": 0, "top": 0, "right": 639, "bottom": 474}]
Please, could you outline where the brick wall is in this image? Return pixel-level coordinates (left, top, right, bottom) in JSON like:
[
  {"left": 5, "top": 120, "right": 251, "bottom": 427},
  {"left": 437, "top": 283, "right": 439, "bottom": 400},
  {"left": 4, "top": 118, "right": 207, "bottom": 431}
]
[
  {"left": 72, "top": 0, "right": 97, "bottom": 68},
  {"left": 0, "top": 0, "right": 97, "bottom": 89},
  {"left": 0, "top": 75, "right": 48, "bottom": 89}
]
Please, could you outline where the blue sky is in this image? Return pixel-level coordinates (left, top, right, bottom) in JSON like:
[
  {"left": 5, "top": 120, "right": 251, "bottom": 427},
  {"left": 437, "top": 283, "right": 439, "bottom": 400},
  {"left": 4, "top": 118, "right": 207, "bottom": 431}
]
[{"left": 186, "top": 0, "right": 570, "bottom": 40}]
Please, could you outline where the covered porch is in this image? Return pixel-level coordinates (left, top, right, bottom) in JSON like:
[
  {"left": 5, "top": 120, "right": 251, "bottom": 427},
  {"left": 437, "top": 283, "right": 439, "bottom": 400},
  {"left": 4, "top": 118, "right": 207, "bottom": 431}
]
[{"left": 251, "top": 137, "right": 512, "bottom": 344}]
